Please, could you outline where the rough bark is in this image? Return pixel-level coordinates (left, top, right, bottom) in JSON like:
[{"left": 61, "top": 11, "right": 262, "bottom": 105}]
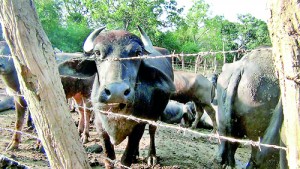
[
  {"left": 0, "top": 1, "right": 91, "bottom": 168},
  {"left": 268, "top": 0, "right": 300, "bottom": 168}
]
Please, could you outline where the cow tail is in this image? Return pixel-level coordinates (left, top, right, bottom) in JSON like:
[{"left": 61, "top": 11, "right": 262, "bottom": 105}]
[{"left": 222, "top": 69, "right": 243, "bottom": 134}]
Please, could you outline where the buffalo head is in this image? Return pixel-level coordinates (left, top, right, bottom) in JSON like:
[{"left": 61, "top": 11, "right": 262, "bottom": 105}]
[
  {"left": 83, "top": 27, "right": 174, "bottom": 115},
  {"left": 79, "top": 27, "right": 175, "bottom": 167}
]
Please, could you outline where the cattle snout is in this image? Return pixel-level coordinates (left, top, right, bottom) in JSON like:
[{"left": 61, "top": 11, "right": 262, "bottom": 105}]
[{"left": 100, "top": 82, "right": 134, "bottom": 103}]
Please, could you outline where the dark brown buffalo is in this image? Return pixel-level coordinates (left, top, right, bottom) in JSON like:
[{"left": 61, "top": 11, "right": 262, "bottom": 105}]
[
  {"left": 74, "top": 26, "right": 175, "bottom": 168},
  {"left": 58, "top": 56, "right": 96, "bottom": 143},
  {"left": 170, "top": 71, "right": 217, "bottom": 130},
  {"left": 0, "top": 41, "right": 95, "bottom": 149},
  {"left": 215, "top": 47, "right": 287, "bottom": 168},
  {"left": 0, "top": 41, "right": 28, "bottom": 150}
]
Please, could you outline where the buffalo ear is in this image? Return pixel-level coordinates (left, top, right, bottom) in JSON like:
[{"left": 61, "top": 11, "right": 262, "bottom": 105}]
[
  {"left": 139, "top": 57, "right": 175, "bottom": 93},
  {"left": 58, "top": 58, "right": 97, "bottom": 78}
]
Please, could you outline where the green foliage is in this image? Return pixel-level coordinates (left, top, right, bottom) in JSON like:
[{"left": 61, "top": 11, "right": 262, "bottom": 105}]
[
  {"left": 35, "top": 0, "right": 91, "bottom": 52},
  {"left": 82, "top": 0, "right": 183, "bottom": 39},
  {"left": 236, "top": 14, "right": 271, "bottom": 49},
  {"left": 158, "top": 1, "right": 271, "bottom": 63},
  {"left": 33, "top": 0, "right": 271, "bottom": 58}
]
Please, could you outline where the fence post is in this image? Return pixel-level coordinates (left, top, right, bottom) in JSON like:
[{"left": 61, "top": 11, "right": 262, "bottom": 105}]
[
  {"left": 213, "top": 54, "right": 218, "bottom": 73},
  {"left": 181, "top": 53, "right": 185, "bottom": 70},
  {"left": 204, "top": 58, "right": 207, "bottom": 73},
  {"left": 223, "top": 41, "right": 226, "bottom": 64},
  {"left": 194, "top": 55, "right": 201, "bottom": 73},
  {"left": 172, "top": 55, "right": 174, "bottom": 69}
]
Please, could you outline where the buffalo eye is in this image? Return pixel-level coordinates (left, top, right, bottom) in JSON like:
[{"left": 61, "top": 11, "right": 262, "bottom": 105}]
[
  {"left": 136, "top": 50, "right": 142, "bottom": 56},
  {"left": 94, "top": 50, "right": 101, "bottom": 56}
]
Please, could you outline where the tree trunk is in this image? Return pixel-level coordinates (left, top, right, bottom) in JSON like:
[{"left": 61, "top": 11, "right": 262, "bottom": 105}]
[
  {"left": 268, "top": 0, "right": 300, "bottom": 168},
  {"left": 0, "top": 1, "right": 91, "bottom": 168}
]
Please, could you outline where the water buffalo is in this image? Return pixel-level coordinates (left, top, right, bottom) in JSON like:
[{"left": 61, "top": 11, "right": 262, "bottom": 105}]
[
  {"left": 161, "top": 100, "right": 213, "bottom": 129},
  {"left": 215, "top": 47, "right": 287, "bottom": 168},
  {"left": 0, "top": 41, "right": 28, "bottom": 150},
  {"left": 0, "top": 40, "right": 95, "bottom": 149},
  {"left": 161, "top": 100, "right": 194, "bottom": 127},
  {"left": 0, "top": 95, "right": 14, "bottom": 112},
  {"left": 76, "top": 26, "right": 175, "bottom": 168},
  {"left": 58, "top": 57, "right": 96, "bottom": 143},
  {"left": 170, "top": 71, "right": 217, "bottom": 130}
]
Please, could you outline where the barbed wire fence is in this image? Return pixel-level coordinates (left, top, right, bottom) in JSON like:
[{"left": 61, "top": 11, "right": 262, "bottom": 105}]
[{"left": 0, "top": 47, "right": 282, "bottom": 169}]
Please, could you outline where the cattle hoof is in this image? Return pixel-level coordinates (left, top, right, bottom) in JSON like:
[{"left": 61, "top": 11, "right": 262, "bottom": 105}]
[
  {"left": 147, "top": 155, "right": 158, "bottom": 166},
  {"left": 81, "top": 136, "right": 89, "bottom": 144},
  {"left": 6, "top": 141, "right": 19, "bottom": 151},
  {"left": 104, "top": 162, "right": 114, "bottom": 169}
]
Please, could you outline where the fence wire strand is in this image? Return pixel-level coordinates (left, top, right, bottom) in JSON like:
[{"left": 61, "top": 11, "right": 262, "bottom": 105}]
[{"left": 0, "top": 154, "right": 31, "bottom": 169}]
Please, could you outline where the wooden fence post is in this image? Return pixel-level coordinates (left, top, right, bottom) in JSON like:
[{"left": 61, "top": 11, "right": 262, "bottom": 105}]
[
  {"left": 213, "top": 54, "right": 218, "bottom": 73},
  {"left": 0, "top": 1, "right": 91, "bottom": 168},
  {"left": 181, "top": 53, "right": 185, "bottom": 70},
  {"left": 194, "top": 55, "right": 201, "bottom": 73},
  {"left": 268, "top": 0, "right": 300, "bottom": 168}
]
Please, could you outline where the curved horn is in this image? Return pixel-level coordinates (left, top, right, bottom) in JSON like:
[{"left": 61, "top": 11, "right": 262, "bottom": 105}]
[
  {"left": 83, "top": 27, "right": 106, "bottom": 53},
  {"left": 137, "top": 25, "right": 156, "bottom": 54}
]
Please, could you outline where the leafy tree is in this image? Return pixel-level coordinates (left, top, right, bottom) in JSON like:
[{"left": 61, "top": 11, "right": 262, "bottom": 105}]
[
  {"left": 35, "top": 0, "right": 91, "bottom": 52},
  {"left": 35, "top": 0, "right": 183, "bottom": 52},
  {"left": 82, "top": 0, "right": 183, "bottom": 40},
  {"left": 236, "top": 14, "right": 271, "bottom": 49}
]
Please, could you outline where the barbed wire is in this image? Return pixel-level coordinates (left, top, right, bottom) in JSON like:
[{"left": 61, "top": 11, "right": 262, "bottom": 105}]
[
  {"left": 94, "top": 107, "right": 287, "bottom": 151},
  {"left": 69, "top": 47, "right": 272, "bottom": 62},
  {"left": 0, "top": 47, "right": 272, "bottom": 62},
  {"left": 0, "top": 126, "right": 39, "bottom": 140},
  {"left": 0, "top": 99, "right": 286, "bottom": 151},
  {"left": 0, "top": 154, "right": 31, "bottom": 169}
]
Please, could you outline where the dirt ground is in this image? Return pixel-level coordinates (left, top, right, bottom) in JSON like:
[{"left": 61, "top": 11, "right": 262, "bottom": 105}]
[{"left": 0, "top": 105, "right": 253, "bottom": 169}]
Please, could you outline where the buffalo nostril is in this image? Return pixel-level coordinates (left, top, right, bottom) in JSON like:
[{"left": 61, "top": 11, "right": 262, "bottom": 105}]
[
  {"left": 104, "top": 88, "right": 111, "bottom": 95},
  {"left": 124, "top": 88, "right": 131, "bottom": 96}
]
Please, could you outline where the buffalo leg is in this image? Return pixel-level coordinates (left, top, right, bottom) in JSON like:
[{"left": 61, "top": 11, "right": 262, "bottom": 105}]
[
  {"left": 203, "top": 104, "right": 217, "bottom": 131},
  {"left": 82, "top": 108, "right": 91, "bottom": 143},
  {"left": 6, "top": 96, "right": 27, "bottom": 150},
  {"left": 121, "top": 123, "right": 146, "bottom": 167},
  {"left": 100, "top": 129, "right": 116, "bottom": 169},
  {"left": 148, "top": 124, "right": 158, "bottom": 166},
  {"left": 74, "top": 95, "right": 91, "bottom": 144},
  {"left": 215, "top": 106, "right": 238, "bottom": 168},
  {"left": 26, "top": 111, "right": 34, "bottom": 130},
  {"left": 78, "top": 106, "right": 90, "bottom": 143},
  {"left": 191, "top": 102, "right": 203, "bottom": 129},
  {"left": 215, "top": 140, "right": 238, "bottom": 168}
]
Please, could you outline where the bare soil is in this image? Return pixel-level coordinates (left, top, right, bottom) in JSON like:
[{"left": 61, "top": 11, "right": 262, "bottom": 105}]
[{"left": 0, "top": 106, "right": 252, "bottom": 169}]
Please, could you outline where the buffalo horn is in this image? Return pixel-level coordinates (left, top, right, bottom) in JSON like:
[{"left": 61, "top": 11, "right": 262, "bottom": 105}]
[{"left": 83, "top": 27, "right": 106, "bottom": 54}]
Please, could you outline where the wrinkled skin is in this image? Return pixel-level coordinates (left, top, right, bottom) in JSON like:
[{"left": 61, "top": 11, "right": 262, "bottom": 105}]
[
  {"left": 215, "top": 47, "right": 287, "bottom": 169},
  {"left": 161, "top": 100, "right": 194, "bottom": 127},
  {"left": 170, "top": 71, "right": 217, "bottom": 130},
  {"left": 82, "top": 27, "right": 175, "bottom": 168},
  {"left": 0, "top": 41, "right": 95, "bottom": 149}
]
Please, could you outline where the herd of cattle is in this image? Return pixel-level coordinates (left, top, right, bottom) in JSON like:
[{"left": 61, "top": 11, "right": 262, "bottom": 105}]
[{"left": 0, "top": 25, "right": 288, "bottom": 168}]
